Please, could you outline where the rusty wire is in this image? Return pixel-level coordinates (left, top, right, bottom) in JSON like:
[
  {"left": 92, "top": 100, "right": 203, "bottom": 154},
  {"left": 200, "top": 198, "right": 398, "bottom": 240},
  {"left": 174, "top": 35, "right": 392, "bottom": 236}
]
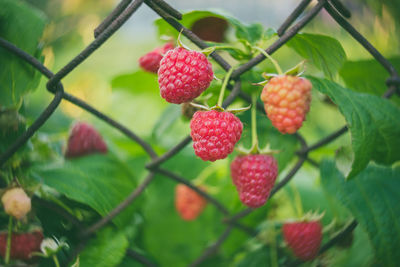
[{"left": 0, "top": 0, "right": 399, "bottom": 265}]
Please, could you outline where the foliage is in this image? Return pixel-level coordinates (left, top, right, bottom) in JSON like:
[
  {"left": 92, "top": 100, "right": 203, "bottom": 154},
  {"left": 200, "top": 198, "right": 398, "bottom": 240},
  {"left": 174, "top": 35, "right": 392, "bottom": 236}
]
[{"left": 0, "top": 1, "right": 399, "bottom": 267}]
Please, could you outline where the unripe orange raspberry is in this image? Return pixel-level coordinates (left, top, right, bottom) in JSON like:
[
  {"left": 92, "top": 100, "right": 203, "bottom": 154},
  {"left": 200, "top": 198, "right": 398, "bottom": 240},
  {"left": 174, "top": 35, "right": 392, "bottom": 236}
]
[
  {"left": 260, "top": 75, "right": 312, "bottom": 134},
  {"left": 175, "top": 184, "right": 207, "bottom": 221},
  {"left": 1, "top": 188, "right": 31, "bottom": 220}
]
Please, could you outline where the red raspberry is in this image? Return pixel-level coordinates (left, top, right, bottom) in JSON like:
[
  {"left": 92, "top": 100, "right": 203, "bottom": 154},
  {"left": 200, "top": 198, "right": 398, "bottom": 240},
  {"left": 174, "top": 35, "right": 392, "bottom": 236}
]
[
  {"left": 158, "top": 47, "right": 214, "bottom": 104},
  {"left": 260, "top": 75, "right": 312, "bottom": 134},
  {"left": 0, "top": 230, "right": 44, "bottom": 261},
  {"left": 283, "top": 220, "right": 322, "bottom": 261},
  {"left": 175, "top": 184, "right": 207, "bottom": 221},
  {"left": 230, "top": 154, "right": 278, "bottom": 208},
  {"left": 65, "top": 122, "right": 107, "bottom": 158},
  {"left": 190, "top": 110, "right": 243, "bottom": 161},
  {"left": 139, "top": 42, "right": 174, "bottom": 73}
]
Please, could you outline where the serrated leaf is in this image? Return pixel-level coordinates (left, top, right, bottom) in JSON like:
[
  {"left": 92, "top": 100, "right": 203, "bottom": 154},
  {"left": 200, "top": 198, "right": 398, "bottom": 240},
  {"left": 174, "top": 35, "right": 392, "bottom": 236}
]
[
  {"left": 321, "top": 160, "right": 400, "bottom": 266},
  {"left": 30, "top": 154, "right": 138, "bottom": 228},
  {"left": 226, "top": 17, "right": 264, "bottom": 45},
  {"left": 339, "top": 57, "right": 400, "bottom": 104},
  {"left": 309, "top": 76, "right": 400, "bottom": 179},
  {"left": 0, "top": 0, "right": 46, "bottom": 109},
  {"left": 286, "top": 33, "right": 346, "bottom": 79},
  {"left": 79, "top": 227, "right": 128, "bottom": 267}
]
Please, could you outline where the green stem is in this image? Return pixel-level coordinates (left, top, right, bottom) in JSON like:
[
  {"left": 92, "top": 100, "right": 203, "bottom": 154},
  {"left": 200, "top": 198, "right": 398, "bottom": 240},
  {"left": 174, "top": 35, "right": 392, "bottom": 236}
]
[
  {"left": 253, "top": 46, "right": 283, "bottom": 75},
  {"left": 217, "top": 67, "right": 234, "bottom": 107},
  {"left": 270, "top": 225, "right": 279, "bottom": 267},
  {"left": 251, "top": 93, "right": 259, "bottom": 151},
  {"left": 5, "top": 217, "right": 12, "bottom": 264},
  {"left": 177, "top": 30, "right": 191, "bottom": 50},
  {"left": 201, "top": 45, "right": 244, "bottom": 57},
  {"left": 53, "top": 255, "right": 60, "bottom": 267}
]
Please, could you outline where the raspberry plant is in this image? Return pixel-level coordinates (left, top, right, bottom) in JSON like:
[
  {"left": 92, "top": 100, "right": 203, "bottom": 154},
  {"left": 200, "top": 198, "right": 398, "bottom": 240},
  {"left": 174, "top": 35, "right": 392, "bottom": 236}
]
[{"left": 0, "top": 0, "right": 400, "bottom": 266}]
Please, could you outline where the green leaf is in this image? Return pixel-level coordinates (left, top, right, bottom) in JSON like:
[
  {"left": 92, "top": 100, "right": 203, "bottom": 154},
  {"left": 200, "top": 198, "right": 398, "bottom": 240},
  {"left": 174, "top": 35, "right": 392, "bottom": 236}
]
[
  {"left": 0, "top": 110, "right": 25, "bottom": 154},
  {"left": 151, "top": 104, "right": 182, "bottom": 141},
  {"left": 321, "top": 160, "right": 400, "bottom": 266},
  {"left": 155, "top": 10, "right": 228, "bottom": 39},
  {"left": 226, "top": 17, "right": 265, "bottom": 45},
  {"left": 111, "top": 70, "right": 159, "bottom": 93},
  {"left": 79, "top": 227, "right": 129, "bottom": 267},
  {"left": 286, "top": 33, "right": 346, "bottom": 79},
  {"left": 339, "top": 57, "right": 400, "bottom": 103},
  {"left": 154, "top": 10, "right": 272, "bottom": 46},
  {"left": 0, "top": 0, "right": 46, "bottom": 109},
  {"left": 142, "top": 172, "right": 224, "bottom": 267},
  {"left": 235, "top": 246, "right": 271, "bottom": 267},
  {"left": 309, "top": 76, "right": 400, "bottom": 178},
  {"left": 31, "top": 154, "right": 138, "bottom": 228}
]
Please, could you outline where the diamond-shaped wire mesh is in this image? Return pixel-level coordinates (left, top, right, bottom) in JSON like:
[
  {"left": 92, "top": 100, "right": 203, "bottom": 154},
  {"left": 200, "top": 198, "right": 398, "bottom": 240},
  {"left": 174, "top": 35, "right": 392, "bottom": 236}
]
[{"left": 0, "top": 0, "right": 399, "bottom": 266}]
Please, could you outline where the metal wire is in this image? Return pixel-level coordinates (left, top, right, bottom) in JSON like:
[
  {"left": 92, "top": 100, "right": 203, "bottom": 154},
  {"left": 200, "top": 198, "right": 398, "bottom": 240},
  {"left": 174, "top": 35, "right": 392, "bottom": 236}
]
[{"left": 0, "top": 0, "right": 398, "bottom": 266}]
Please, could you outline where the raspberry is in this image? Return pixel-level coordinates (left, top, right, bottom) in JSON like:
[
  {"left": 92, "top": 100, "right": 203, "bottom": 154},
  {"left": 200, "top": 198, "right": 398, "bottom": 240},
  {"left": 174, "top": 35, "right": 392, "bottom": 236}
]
[
  {"left": 158, "top": 47, "right": 214, "bottom": 104},
  {"left": 283, "top": 220, "right": 322, "bottom": 261},
  {"left": 230, "top": 154, "right": 278, "bottom": 208},
  {"left": 175, "top": 184, "right": 207, "bottom": 221},
  {"left": 65, "top": 122, "right": 107, "bottom": 158},
  {"left": 1, "top": 188, "right": 31, "bottom": 220},
  {"left": 190, "top": 110, "right": 243, "bottom": 161},
  {"left": 0, "top": 230, "right": 44, "bottom": 261},
  {"left": 139, "top": 42, "right": 174, "bottom": 73},
  {"left": 260, "top": 75, "right": 312, "bottom": 134}
]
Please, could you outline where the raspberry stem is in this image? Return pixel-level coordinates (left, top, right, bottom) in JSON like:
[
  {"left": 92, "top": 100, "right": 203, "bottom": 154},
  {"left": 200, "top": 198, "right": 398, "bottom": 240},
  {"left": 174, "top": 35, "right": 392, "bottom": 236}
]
[
  {"left": 177, "top": 30, "right": 191, "bottom": 51},
  {"left": 193, "top": 161, "right": 224, "bottom": 186},
  {"left": 217, "top": 67, "right": 234, "bottom": 107},
  {"left": 53, "top": 255, "right": 61, "bottom": 267},
  {"left": 253, "top": 46, "right": 283, "bottom": 75},
  {"left": 5, "top": 216, "right": 12, "bottom": 264},
  {"left": 201, "top": 45, "right": 244, "bottom": 57},
  {"left": 251, "top": 93, "right": 259, "bottom": 153}
]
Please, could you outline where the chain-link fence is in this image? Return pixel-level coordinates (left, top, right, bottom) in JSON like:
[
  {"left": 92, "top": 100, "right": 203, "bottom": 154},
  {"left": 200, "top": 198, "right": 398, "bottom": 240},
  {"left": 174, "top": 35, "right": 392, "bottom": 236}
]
[{"left": 0, "top": 0, "right": 399, "bottom": 266}]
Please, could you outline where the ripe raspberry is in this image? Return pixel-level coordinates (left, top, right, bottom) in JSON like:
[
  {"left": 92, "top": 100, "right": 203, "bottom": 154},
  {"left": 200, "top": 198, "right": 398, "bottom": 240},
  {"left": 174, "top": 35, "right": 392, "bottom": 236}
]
[
  {"left": 0, "top": 230, "right": 44, "bottom": 261},
  {"left": 190, "top": 110, "right": 243, "bottom": 161},
  {"left": 158, "top": 47, "right": 214, "bottom": 104},
  {"left": 283, "top": 220, "right": 322, "bottom": 261},
  {"left": 1, "top": 188, "right": 31, "bottom": 220},
  {"left": 139, "top": 42, "right": 174, "bottom": 73},
  {"left": 260, "top": 75, "right": 312, "bottom": 134},
  {"left": 230, "top": 154, "right": 278, "bottom": 208},
  {"left": 175, "top": 184, "right": 207, "bottom": 221},
  {"left": 65, "top": 122, "right": 107, "bottom": 158}
]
